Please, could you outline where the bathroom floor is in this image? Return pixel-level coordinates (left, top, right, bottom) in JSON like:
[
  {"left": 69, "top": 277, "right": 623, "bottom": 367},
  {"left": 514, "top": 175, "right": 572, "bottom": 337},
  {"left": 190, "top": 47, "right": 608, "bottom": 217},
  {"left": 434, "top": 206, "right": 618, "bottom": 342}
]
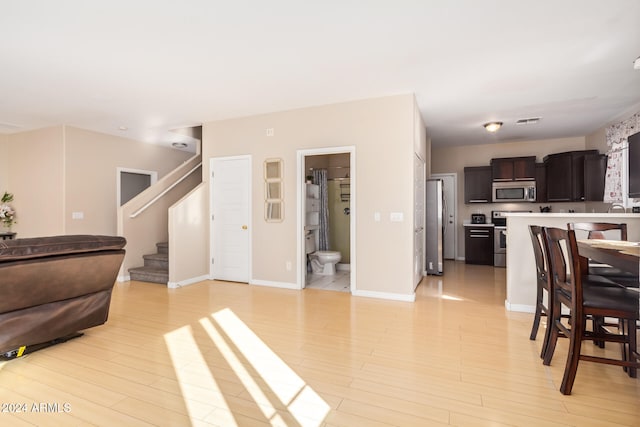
[{"left": 305, "top": 269, "right": 350, "bottom": 292}]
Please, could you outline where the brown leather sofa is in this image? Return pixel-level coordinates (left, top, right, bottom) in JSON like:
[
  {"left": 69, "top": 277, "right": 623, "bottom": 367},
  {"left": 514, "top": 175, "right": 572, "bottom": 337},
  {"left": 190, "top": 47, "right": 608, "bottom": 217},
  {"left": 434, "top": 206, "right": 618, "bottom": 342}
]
[{"left": 0, "top": 235, "right": 126, "bottom": 358}]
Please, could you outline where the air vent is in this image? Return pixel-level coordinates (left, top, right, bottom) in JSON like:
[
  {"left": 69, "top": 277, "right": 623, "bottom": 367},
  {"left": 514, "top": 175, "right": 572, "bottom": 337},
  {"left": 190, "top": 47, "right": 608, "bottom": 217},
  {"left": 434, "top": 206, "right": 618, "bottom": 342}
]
[{"left": 516, "top": 117, "right": 541, "bottom": 125}]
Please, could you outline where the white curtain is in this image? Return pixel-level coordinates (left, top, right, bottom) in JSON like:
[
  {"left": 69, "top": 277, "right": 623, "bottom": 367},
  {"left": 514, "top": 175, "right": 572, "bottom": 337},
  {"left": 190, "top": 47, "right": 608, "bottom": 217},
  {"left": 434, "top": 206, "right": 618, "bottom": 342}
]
[{"left": 604, "top": 112, "right": 640, "bottom": 203}]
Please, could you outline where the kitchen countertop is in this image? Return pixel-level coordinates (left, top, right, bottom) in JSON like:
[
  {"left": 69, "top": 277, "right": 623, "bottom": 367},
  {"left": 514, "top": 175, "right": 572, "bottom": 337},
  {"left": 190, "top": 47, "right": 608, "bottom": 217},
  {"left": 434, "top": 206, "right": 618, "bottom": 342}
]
[
  {"left": 504, "top": 212, "right": 640, "bottom": 218},
  {"left": 502, "top": 212, "right": 640, "bottom": 313}
]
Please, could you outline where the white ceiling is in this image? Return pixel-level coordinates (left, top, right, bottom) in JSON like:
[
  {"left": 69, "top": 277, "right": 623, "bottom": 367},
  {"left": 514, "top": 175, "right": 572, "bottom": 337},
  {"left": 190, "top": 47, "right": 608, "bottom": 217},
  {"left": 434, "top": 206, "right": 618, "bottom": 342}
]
[{"left": 1, "top": 1, "right": 640, "bottom": 151}]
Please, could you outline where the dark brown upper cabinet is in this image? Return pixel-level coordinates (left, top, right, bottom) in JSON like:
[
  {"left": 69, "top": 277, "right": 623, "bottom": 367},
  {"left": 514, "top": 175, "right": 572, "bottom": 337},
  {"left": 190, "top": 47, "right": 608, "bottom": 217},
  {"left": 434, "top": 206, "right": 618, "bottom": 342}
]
[
  {"left": 544, "top": 150, "right": 599, "bottom": 202},
  {"left": 491, "top": 156, "right": 536, "bottom": 181},
  {"left": 464, "top": 166, "right": 492, "bottom": 203},
  {"left": 583, "top": 153, "right": 607, "bottom": 201},
  {"left": 535, "top": 163, "right": 547, "bottom": 202}
]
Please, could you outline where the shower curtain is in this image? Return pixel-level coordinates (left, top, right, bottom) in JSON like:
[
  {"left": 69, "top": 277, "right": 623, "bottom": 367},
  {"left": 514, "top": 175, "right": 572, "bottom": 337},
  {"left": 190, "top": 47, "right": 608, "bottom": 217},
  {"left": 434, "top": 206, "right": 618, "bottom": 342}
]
[{"left": 313, "top": 169, "right": 330, "bottom": 250}]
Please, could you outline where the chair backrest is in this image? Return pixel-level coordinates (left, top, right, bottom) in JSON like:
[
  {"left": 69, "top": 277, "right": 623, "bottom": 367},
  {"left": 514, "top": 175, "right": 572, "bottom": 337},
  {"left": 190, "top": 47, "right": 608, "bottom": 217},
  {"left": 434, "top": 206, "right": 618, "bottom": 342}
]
[
  {"left": 543, "top": 227, "right": 582, "bottom": 313},
  {"left": 528, "top": 225, "right": 550, "bottom": 288},
  {"left": 568, "top": 222, "right": 628, "bottom": 241}
]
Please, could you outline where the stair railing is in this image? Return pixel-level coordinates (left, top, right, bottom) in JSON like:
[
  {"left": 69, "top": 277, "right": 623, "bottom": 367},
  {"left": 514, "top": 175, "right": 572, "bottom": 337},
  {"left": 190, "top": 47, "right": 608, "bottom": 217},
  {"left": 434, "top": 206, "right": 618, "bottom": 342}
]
[
  {"left": 117, "top": 155, "right": 202, "bottom": 281},
  {"left": 130, "top": 162, "right": 201, "bottom": 218}
]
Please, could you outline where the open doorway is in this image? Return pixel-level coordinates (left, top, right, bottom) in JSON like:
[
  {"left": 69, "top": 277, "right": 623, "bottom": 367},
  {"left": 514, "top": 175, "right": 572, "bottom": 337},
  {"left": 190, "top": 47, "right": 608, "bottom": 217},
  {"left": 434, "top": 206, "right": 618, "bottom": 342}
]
[
  {"left": 298, "top": 147, "right": 355, "bottom": 293},
  {"left": 117, "top": 167, "right": 158, "bottom": 207}
]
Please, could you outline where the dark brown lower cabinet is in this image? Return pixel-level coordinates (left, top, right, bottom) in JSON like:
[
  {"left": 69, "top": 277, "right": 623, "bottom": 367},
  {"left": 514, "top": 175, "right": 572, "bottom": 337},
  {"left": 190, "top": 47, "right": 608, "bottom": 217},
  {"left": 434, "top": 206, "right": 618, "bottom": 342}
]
[{"left": 465, "top": 226, "right": 494, "bottom": 265}]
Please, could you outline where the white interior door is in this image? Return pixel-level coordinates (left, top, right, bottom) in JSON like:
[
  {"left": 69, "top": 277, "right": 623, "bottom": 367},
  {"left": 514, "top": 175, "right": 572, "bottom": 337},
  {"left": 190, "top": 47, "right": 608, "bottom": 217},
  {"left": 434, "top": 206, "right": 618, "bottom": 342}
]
[
  {"left": 431, "top": 173, "right": 457, "bottom": 260},
  {"left": 211, "top": 156, "right": 251, "bottom": 282}
]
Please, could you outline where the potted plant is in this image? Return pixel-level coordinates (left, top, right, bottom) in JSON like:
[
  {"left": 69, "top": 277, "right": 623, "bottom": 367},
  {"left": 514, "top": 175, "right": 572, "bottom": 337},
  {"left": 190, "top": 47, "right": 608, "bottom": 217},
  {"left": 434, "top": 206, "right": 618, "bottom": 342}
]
[{"left": 0, "top": 192, "right": 16, "bottom": 231}]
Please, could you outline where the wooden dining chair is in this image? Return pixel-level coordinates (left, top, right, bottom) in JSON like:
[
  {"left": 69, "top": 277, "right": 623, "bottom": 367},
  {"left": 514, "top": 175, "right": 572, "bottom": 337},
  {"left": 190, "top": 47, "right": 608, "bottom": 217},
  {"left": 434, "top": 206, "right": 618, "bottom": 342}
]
[
  {"left": 528, "top": 225, "right": 553, "bottom": 358},
  {"left": 542, "top": 227, "right": 639, "bottom": 395},
  {"left": 568, "top": 222, "right": 639, "bottom": 288}
]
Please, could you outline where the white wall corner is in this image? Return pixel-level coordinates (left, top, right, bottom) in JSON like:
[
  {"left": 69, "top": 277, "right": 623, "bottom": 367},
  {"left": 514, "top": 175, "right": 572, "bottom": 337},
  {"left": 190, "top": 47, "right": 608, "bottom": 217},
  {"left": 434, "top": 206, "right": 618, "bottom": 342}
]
[{"left": 504, "top": 300, "right": 535, "bottom": 313}]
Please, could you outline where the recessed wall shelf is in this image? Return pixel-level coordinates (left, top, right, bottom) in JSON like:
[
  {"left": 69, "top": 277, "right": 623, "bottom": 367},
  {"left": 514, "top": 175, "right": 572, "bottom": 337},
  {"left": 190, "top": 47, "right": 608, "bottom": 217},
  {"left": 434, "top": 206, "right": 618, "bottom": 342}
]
[{"left": 264, "top": 158, "right": 283, "bottom": 222}]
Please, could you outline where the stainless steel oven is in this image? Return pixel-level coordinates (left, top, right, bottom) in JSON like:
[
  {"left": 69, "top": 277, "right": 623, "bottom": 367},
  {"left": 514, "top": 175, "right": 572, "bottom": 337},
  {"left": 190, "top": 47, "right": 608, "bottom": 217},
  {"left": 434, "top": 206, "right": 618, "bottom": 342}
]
[
  {"left": 494, "top": 226, "right": 507, "bottom": 267},
  {"left": 491, "top": 210, "right": 532, "bottom": 267}
]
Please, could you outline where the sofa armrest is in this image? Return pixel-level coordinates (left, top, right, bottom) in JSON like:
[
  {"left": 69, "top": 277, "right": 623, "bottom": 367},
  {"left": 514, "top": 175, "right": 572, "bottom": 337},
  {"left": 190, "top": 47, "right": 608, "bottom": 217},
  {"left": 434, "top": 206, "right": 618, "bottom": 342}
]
[{"left": 0, "top": 235, "right": 126, "bottom": 262}]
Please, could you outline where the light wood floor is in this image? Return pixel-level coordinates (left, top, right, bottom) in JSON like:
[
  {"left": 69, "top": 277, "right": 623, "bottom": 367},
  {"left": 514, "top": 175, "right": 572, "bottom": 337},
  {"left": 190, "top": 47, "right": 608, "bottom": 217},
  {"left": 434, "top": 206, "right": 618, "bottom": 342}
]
[{"left": 1, "top": 260, "right": 638, "bottom": 426}]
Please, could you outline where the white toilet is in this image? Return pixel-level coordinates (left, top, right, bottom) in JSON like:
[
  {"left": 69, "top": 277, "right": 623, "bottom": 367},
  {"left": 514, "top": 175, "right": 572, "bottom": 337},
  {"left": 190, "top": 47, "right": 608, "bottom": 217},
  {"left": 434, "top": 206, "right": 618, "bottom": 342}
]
[{"left": 306, "top": 231, "right": 341, "bottom": 275}]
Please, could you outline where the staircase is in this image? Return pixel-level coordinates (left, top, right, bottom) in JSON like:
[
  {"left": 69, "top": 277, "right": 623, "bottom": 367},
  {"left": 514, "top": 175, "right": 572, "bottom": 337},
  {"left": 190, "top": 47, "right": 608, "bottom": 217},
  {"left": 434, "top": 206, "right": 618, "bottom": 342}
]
[{"left": 128, "top": 242, "right": 168, "bottom": 284}]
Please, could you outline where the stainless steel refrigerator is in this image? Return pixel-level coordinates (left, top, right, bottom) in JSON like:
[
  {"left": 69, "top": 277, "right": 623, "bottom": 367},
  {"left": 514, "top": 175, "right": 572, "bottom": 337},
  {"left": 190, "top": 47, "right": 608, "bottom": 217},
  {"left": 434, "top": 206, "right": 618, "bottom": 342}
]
[{"left": 425, "top": 179, "right": 444, "bottom": 275}]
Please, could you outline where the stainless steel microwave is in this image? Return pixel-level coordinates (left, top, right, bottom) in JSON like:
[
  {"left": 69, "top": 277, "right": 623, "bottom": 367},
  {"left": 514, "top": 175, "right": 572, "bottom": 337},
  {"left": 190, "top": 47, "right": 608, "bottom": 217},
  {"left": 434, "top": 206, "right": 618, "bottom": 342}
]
[{"left": 492, "top": 181, "right": 536, "bottom": 202}]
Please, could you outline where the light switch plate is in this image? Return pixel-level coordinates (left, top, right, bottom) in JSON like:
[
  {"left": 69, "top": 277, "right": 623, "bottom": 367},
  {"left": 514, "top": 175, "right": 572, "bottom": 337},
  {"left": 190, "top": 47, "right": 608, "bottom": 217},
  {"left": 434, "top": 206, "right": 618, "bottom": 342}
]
[{"left": 390, "top": 212, "right": 404, "bottom": 222}]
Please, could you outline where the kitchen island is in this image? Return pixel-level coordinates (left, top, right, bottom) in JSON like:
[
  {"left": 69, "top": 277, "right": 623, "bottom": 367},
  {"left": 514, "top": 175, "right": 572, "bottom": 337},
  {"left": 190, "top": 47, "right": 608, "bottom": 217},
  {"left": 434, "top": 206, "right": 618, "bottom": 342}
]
[{"left": 504, "top": 212, "right": 640, "bottom": 312}]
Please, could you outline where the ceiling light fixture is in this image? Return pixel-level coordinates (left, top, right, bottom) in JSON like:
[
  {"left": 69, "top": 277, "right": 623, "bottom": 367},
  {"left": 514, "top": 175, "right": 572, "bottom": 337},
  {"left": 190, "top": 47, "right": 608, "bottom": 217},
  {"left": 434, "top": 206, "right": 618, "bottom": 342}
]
[
  {"left": 172, "top": 142, "right": 188, "bottom": 149},
  {"left": 483, "top": 121, "right": 503, "bottom": 132},
  {"left": 634, "top": 56, "right": 640, "bottom": 70}
]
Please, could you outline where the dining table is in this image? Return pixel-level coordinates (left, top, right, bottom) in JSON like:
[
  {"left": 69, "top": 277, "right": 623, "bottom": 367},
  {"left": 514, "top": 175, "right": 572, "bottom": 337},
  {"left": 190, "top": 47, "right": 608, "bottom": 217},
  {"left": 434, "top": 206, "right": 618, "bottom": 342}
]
[{"left": 577, "top": 239, "right": 640, "bottom": 277}]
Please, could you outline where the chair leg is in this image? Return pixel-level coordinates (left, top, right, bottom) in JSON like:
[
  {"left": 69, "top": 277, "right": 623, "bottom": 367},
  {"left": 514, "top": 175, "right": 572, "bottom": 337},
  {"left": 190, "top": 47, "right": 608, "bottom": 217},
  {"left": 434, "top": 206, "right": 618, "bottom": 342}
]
[
  {"left": 620, "top": 319, "right": 629, "bottom": 374},
  {"left": 559, "top": 315, "right": 584, "bottom": 395},
  {"left": 530, "top": 286, "right": 544, "bottom": 341},
  {"left": 627, "top": 319, "right": 637, "bottom": 378},
  {"left": 543, "top": 296, "right": 562, "bottom": 366},
  {"left": 592, "top": 315, "right": 605, "bottom": 348},
  {"left": 540, "top": 308, "right": 553, "bottom": 360}
]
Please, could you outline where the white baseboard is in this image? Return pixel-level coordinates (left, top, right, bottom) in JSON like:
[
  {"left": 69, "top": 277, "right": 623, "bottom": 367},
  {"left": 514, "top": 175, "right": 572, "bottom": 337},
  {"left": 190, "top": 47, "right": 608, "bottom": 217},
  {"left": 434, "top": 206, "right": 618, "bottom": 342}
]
[
  {"left": 505, "top": 300, "right": 535, "bottom": 313},
  {"left": 251, "top": 279, "right": 300, "bottom": 290},
  {"left": 117, "top": 274, "right": 130, "bottom": 282},
  {"left": 352, "top": 289, "right": 415, "bottom": 302},
  {"left": 336, "top": 263, "right": 351, "bottom": 271},
  {"left": 168, "top": 275, "right": 209, "bottom": 289}
]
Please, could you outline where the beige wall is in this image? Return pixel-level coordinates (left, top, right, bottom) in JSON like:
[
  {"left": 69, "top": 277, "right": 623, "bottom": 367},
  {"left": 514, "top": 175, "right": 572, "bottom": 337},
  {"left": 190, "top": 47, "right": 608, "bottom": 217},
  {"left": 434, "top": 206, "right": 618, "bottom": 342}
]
[
  {"left": 64, "top": 126, "right": 192, "bottom": 235},
  {"left": 431, "top": 136, "right": 595, "bottom": 259},
  {"left": 203, "top": 95, "right": 418, "bottom": 298},
  {"left": 169, "top": 183, "right": 209, "bottom": 286},
  {"left": 0, "top": 134, "right": 8, "bottom": 193},
  {"left": 585, "top": 126, "right": 607, "bottom": 152},
  {"left": 5, "top": 125, "right": 192, "bottom": 238},
  {"left": 6, "top": 127, "right": 66, "bottom": 237}
]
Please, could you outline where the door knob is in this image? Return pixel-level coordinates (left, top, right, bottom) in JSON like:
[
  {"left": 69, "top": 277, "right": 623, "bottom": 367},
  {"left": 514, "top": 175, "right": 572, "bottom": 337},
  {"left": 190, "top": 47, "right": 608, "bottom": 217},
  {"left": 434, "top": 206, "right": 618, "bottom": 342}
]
[{"left": 242, "top": 225, "right": 248, "bottom": 230}]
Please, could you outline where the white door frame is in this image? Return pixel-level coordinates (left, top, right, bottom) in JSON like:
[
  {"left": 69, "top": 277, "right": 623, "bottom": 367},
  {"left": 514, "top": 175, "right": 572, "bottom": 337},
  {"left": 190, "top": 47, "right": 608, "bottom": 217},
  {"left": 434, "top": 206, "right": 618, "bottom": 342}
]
[
  {"left": 116, "top": 167, "right": 158, "bottom": 207},
  {"left": 430, "top": 172, "right": 458, "bottom": 260},
  {"left": 297, "top": 146, "right": 356, "bottom": 292},
  {"left": 209, "top": 155, "right": 252, "bottom": 282}
]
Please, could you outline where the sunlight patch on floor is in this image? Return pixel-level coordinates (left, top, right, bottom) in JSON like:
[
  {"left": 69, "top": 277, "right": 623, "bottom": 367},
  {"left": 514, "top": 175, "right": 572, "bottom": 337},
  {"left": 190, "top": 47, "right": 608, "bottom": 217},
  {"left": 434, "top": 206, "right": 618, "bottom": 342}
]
[
  {"left": 440, "top": 294, "right": 465, "bottom": 301},
  {"left": 164, "top": 325, "right": 237, "bottom": 426},
  {"left": 199, "top": 317, "right": 287, "bottom": 425},
  {"left": 212, "top": 308, "right": 330, "bottom": 426}
]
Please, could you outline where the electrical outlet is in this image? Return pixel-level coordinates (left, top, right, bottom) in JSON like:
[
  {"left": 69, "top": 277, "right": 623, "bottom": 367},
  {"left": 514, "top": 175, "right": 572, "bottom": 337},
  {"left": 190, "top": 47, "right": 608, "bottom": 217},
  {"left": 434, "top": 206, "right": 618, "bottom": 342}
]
[{"left": 266, "top": 128, "right": 274, "bottom": 137}]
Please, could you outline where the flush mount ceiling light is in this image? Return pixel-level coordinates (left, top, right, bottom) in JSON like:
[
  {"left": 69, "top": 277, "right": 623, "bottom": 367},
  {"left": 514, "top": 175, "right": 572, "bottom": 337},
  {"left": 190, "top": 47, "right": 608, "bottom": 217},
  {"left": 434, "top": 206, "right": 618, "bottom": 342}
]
[
  {"left": 634, "top": 56, "right": 640, "bottom": 70},
  {"left": 483, "top": 121, "right": 503, "bottom": 132},
  {"left": 172, "top": 142, "right": 188, "bottom": 149}
]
